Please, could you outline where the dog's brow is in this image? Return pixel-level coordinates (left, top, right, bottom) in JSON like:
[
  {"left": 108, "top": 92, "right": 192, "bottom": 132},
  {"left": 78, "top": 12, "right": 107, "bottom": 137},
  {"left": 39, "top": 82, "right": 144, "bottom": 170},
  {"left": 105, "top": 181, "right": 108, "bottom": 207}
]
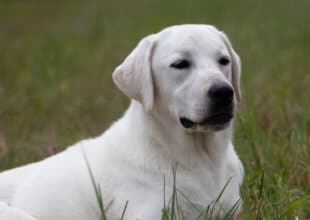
[
  {"left": 174, "top": 49, "right": 192, "bottom": 57},
  {"left": 165, "top": 49, "right": 192, "bottom": 62},
  {"left": 217, "top": 48, "right": 230, "bottom": 57}
]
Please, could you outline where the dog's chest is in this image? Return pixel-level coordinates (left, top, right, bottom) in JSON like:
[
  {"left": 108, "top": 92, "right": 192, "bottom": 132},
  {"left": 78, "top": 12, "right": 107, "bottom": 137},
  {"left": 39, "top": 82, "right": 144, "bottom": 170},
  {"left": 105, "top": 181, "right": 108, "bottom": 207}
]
[{"left": 104, "top": 164, "right": 237, "bottom": 219}]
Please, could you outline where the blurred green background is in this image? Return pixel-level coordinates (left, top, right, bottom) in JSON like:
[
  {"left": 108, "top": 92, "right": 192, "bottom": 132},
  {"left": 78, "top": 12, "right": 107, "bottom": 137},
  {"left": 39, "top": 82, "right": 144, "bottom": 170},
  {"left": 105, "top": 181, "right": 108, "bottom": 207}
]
[{"left": 0, "top": 0, "right": 309, "bottom": 219}]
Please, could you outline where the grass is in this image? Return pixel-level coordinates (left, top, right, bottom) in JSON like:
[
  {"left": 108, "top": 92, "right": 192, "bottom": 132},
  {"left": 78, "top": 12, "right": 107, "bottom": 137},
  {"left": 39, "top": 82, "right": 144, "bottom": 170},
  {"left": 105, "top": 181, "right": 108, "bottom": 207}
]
[
  {"left": 162, "top": 174, "right": 242, "bottom": 220},
  {"left": 0, "top": 0, "right": 309, "bottom": 219},
  {"left": 82, "top": 145, "right": 108, "bottom": 220}
]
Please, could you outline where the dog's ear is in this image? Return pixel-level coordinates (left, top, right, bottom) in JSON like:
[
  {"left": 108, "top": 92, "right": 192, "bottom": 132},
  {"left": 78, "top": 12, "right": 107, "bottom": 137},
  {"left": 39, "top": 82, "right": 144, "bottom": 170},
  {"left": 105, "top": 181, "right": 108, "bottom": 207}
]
[
  {"left": 113, "top": 34, "right": 157, "bottom": 112},
  {"left": 218, "top": 31, "right": 242, "bottom": 104}
]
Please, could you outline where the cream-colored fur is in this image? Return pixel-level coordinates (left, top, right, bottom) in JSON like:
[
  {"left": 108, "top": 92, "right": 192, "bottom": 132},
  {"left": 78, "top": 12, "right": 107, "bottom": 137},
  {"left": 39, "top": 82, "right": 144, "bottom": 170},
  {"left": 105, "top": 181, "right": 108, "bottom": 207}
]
[{"left": 0, "top": 24, "right": 244, "bottom": 220}]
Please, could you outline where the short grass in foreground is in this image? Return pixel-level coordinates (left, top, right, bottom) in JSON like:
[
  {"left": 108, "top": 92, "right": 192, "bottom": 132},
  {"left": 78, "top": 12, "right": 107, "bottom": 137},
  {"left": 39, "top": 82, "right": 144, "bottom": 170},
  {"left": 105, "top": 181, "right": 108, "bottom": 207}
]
[
  {"left": 0, "top": 0, "right": 309, "bottom": 219},
  {"left": 83, "top": 150, "right": 240, "bottom": 220}
]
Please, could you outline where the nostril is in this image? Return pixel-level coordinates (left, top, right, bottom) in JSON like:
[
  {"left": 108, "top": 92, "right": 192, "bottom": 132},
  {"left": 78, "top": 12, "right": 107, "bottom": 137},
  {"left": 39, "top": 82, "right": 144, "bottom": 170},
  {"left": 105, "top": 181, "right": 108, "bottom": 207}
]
[{"left": 208, "top": 84, "right": 234, "bottom": 100}]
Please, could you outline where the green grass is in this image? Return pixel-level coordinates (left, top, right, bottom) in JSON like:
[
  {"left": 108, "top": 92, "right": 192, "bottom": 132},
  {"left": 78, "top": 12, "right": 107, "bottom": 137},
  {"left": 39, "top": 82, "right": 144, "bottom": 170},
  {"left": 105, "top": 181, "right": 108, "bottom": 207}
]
[
  {"left": 0, "top": 0, "right": 309, "bottom": 219},
  {"left": 160, "top": 165, "right": 239, "bottom": 220}
]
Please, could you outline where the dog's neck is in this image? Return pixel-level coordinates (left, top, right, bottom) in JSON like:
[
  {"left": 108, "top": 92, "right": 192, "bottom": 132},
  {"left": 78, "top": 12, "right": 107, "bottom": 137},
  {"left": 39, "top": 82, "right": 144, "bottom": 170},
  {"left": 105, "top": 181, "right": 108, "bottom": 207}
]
[{"left": 123, "top": 101, "right": 233, "bottom": 170}]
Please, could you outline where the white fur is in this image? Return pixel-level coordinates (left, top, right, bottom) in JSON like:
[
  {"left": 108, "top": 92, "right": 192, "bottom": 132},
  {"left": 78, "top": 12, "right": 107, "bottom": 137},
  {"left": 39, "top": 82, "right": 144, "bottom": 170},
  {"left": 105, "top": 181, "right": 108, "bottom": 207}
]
[
  {"left": 0, "top": 201, "right": 38, "bottom": 220},
  {"left": 0, "top": 24, "right": 244, "bottom": 220}
]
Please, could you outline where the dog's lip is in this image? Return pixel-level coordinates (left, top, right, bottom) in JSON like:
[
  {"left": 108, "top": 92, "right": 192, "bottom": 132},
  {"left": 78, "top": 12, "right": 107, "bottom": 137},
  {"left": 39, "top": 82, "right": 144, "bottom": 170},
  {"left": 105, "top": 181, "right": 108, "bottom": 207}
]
[
  {"left": 180, "top": 112, "right": 233, "bottom": 128},
  {"left": 180, "top": 117, "right": 196, "bottom": 128},
  {"left": 199, "top": 113, "right": 233, "bottom": 126}
]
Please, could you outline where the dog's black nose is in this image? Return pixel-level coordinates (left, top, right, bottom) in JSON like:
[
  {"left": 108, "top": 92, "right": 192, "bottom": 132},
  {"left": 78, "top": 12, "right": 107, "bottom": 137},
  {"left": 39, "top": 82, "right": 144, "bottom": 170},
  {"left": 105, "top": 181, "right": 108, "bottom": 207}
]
[{"left": 208, "top": 83, "right": 234, "bottom": 101}]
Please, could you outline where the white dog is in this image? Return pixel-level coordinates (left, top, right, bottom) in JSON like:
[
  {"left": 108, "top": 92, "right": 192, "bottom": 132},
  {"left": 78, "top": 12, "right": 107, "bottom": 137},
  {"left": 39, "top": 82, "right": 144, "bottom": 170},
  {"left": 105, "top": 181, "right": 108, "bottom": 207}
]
[{"left": 0, "top": 24, "right": 244, "bottom": 220}]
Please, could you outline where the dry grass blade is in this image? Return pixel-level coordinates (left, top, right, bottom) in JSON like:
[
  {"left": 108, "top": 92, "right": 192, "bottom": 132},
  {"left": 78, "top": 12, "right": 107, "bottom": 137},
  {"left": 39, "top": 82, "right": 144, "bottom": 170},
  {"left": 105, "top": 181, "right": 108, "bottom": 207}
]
[
  {"left": 120, "top": 201, "right": 128, "bottom": 220},
  {"left": 170, "top": 163, "right": 178, "bottom": 220},
  {"left": 81, "top": 146, "right": 107, "bottom": 220}
]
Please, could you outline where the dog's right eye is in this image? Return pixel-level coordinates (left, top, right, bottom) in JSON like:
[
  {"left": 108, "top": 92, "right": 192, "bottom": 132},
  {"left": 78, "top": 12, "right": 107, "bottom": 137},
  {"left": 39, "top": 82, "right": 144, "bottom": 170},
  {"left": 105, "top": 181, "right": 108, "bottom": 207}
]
[{"left": 170, "top": 59, "right": 191, "bottom": 69}]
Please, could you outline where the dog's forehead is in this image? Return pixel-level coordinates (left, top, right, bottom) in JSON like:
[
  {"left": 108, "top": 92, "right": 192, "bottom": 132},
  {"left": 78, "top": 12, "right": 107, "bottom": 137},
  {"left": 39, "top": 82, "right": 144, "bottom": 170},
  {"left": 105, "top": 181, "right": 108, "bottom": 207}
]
[{"left": 156, "top": 25, "right": 225, "bottom": 54}]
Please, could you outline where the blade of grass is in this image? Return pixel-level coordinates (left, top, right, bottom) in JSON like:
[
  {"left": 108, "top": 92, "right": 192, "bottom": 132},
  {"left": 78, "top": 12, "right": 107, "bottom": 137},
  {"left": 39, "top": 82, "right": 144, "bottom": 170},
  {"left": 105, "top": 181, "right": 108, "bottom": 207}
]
[
  {"left": 120, "top": 201, "right": 128, "bottom": 220},
  {"left": 223, "top": 198, "right": 242, "bottom": 220},
  {"left": 258, "top": 172, "right": 264, "bottom": 199},
  {"left": 281, "top": 196, "right": 308, "bottom": 217},
  {"left": 81, "top": 145, "right": 107, "bottom": 220},
  {"left": 178, "top": 189, "right": 202, "bottom": 214},
  {"left": 209, "top": 177, "right": 232, "bottom": 218},
  {"left": 170, "top": 163, "right": 178, "bottom": 220},
  {"left": 163, "top": 175, "right": 166, "bottom": 210},
  {"left": 195, "top": 203, "right": 211, "bottom": 220}
]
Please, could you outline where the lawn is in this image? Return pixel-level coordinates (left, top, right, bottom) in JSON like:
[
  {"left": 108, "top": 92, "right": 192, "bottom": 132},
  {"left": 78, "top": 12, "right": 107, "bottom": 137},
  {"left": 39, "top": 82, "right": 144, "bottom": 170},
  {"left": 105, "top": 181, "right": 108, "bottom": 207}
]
[{"left": 0, "top": 0, "right": 309, "bottom": 219}]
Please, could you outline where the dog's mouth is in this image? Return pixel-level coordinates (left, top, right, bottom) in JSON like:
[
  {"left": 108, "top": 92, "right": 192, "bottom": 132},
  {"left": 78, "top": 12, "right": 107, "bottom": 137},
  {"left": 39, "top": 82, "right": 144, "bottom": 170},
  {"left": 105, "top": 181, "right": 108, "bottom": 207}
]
[
  {"left": 180, "top": 113, "right": 233, "bottom": 129},
  {"left": 199, "top": 112, "right": 233, "bottom": 126}
]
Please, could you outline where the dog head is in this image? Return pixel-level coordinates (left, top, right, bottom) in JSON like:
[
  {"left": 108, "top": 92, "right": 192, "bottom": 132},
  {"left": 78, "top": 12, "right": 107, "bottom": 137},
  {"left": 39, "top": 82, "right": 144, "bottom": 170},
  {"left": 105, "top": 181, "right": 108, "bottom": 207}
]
[{"left": 113, "top": 24, "right": 241, "bottom": 132}]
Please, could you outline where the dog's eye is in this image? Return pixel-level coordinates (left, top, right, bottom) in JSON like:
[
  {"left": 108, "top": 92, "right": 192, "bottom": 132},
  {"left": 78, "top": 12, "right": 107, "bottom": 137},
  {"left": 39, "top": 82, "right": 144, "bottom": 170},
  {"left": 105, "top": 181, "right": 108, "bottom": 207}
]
[
  {"left": 218, "top": 57, "right": 230, "bottom": 66},
  {"left": 170, "top": 59, "right": 191, "bottom": 69}
]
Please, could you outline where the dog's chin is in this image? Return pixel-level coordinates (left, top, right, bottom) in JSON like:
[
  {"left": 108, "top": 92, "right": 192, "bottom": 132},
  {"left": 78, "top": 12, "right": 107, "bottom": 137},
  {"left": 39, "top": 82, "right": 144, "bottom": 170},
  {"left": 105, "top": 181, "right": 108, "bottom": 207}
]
[{"left": 179, "top": 113, "right": 233, "bottom": 132}]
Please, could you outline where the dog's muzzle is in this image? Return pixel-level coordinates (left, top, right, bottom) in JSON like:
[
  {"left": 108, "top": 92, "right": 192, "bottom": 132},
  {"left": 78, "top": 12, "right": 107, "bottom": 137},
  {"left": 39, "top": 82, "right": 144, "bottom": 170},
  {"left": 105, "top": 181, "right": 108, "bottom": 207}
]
[{"left": 180, "top": 83, "right": 235, "bottom": 129}]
